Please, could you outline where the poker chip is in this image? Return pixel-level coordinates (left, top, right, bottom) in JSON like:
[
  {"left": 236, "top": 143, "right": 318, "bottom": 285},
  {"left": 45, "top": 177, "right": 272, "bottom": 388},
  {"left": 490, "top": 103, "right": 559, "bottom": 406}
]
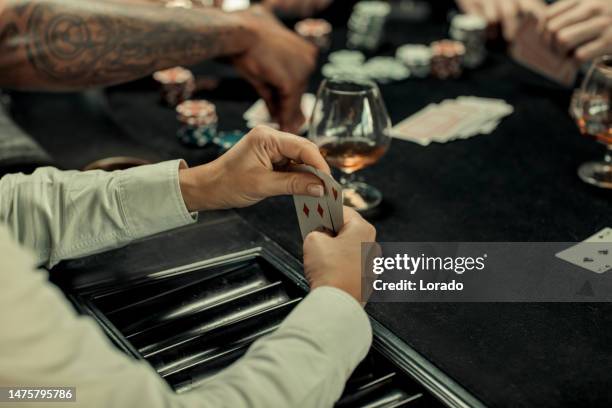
[
  {"left": 213, "top": 130, "right": 246, "bottom": 152},
  {"left": 328, "top": 50, "right": 366, "bottom": 65},
  {"left": 324, "top": 50, "right": 410, "bottom": 83},
  {"left": 295, "top": 19, "right": 332, "bottom": 50},
  {"left": 153, "top": 66, "right": 195, "bottom": 107},
  {"left": 177, "top": 125, "right": 215, "bottom": 147},
  {"left": 430, "top": 40, "right": 465, "bottom": 79},
  {"left": 450, "top": 14, "right": 487, "bottom": 68},
  {"left": 396, "top": 44, "right": 432, "bottom": 78},
  {"left": 347, "top": 1, "right": 390, "bottom": 51},
  {"left": 362, "top": 57, "right": 410, "bottom": 83},
  {"left": 322, "top": 62, "right": 368, "bottom": 80},
  {"left": 175, "top": 99, "right": 218, "bottom": 147},
  {"left": 176, "top": 99, "right": 217, "bottom": 126},
  {"left": 176, "top": 99, "right": 215, "bottom": 117}
]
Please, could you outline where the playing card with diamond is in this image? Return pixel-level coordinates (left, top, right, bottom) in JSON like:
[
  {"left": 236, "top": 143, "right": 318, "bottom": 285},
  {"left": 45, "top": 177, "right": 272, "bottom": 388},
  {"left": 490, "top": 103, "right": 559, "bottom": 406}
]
[
  {"left": 322, "top": 173, "right": 343, "bottom": 233},
  {"left": 293, "top": 194, "right": 334, "bottom": 240},
  {"left": 291, "top": 164, "right": 343, "bottom": 234}
]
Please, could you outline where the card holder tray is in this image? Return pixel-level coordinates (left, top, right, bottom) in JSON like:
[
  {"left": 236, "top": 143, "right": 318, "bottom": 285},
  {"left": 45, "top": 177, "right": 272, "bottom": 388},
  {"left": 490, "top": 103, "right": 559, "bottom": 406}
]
[{"left": 68, "top": 252, "right": 443, "bottom": 407}]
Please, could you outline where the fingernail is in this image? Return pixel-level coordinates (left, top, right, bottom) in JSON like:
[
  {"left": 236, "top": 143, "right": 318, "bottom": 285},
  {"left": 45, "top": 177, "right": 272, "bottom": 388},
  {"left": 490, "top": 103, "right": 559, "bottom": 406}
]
[{"left": 308, "top": 184, "right": 324, "bottom": 197}]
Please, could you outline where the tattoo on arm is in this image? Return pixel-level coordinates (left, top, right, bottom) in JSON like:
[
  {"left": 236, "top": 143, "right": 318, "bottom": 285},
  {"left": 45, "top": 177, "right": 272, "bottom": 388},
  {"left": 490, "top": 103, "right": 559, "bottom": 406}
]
[{"left": 0, "top": 0, "right": 251, "bottom": 89}]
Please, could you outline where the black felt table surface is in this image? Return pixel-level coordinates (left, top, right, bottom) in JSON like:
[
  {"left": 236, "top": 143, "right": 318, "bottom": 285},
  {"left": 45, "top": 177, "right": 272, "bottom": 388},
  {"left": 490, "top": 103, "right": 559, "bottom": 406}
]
[{"left": 7, "top": 20, "right": 612, "bottom": 408}]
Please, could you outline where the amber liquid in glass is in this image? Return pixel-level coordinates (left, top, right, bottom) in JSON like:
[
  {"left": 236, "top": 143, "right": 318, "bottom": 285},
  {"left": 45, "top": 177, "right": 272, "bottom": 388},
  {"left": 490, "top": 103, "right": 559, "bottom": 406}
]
[{"left": 319, "top": 140, "right": 387, "bottom": 173}]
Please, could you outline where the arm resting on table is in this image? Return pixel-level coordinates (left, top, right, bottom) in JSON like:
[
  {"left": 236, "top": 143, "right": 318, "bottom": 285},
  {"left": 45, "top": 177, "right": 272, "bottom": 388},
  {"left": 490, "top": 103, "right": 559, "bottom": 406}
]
[
  {"left": 0, "top": 160, "right": 196, "bottom": 268},
  {"left": 0, "top": 235, "right": 372, "bottom": 408}
]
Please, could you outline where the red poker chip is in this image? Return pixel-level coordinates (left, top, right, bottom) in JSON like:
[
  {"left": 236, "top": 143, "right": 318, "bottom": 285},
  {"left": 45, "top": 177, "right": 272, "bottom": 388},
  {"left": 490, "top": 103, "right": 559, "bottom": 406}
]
[
  {"left": 295, "top": 19, "right": 332, "bottom": 37},
  {"left": 153, "top": 66, "right": 194, "bottom": 84},
  {"left": 430, "top": 40, "right": 465, "bottom": 58},
  {"left": 176, "top": 100, "right": 216, "bottom": 116},
  {"left": 176, "top": 99, "right": 217, "bottom": 126},
  {"left": 177, "top": 113, "right": 218, "bottom": 126}
]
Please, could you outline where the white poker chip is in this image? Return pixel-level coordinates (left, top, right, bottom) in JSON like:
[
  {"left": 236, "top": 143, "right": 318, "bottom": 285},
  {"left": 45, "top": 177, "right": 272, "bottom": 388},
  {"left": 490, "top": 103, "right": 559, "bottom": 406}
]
[
  {"left": 396, "top": 44, "right": 432, "bottom": 64},
  {"left": 450, "top": 14, "right": 487, "bottom": 31},
  {"left": 322, "top": 63, "right": 340, "bottom": 78},
  {"left": 328, "top": 50, "right": 366, "bottom": 65},
  {"left": 353, "top": 1, "right": 391, "bottom": 16},
  {"left": 362, "top": 57, "right": 410, "bottom": 83},
  {"left": 322, "top": 63, "right": 368, "bottom": 79}
]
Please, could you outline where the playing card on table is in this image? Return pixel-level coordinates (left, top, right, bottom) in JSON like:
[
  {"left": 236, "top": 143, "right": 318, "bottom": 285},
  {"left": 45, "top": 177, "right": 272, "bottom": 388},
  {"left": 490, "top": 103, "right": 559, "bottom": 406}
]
[
  {"left": 585, "top": 227, "right": 612, "bottom": 243},
  {"left": 244, "top": 93, "right": 316, "bottom": 134},
  {"left": 556, "top": 228, "right": 612, "bottom": 274},
  {"left": 432, "top": 100, "right": 495, "bottom": 142},
  {"left": 510, "top": 14, "right": 578, "bottom": 87},
  {"left": 292, "top": 164, "right": 343, "bottom": 238},
  {"left": 391, "top": 97, "right": 513, "bottom": 145},
  {"left": 390, "top": 104, "right": 457, "bottom": 146},
  {"left": 453, "top": 97, "right": 514, "bottom": 139}
]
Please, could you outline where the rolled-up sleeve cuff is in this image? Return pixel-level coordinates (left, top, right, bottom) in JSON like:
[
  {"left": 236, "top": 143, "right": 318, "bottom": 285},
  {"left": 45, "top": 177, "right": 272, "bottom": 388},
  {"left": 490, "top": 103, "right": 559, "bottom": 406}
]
[
  {"left": 282, "top": 286, "right": 372, "bottom": 375},
  {"left": 118, "top": 160, "right": 197, "bottom": 240}
]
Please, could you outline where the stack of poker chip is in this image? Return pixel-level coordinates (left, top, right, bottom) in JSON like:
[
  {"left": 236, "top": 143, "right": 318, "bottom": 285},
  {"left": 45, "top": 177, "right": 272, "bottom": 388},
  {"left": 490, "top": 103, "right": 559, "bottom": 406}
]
[
  {"left": 175, "top": 100, "right": 217, "bottom": 147},
  {"left": 362, "top": 57, "right": 410, "bottom": 83},
  {"left": 347, "top": 1, "right": 391, "bottom": 51},
  {"left": 322, "top": 50, "right": 410, "bottom": 83},
  {"left": 213, "top": 130, "right": 245, "bottom": 152},
  {"left": 449, "top": 14, "right": 487, "bottom": 68},
  {"left": 153, "top": 66, "right": 195, "bottom": 107},
  {"left": 295, "top": 18, "right": 332, "bottom": 51},
  {"left": 430, "top": 40, "right": 465, "bottom": 79},
  {"left": 396, "top": 44, "right": 432, "bottom": 78},
  {"left": 322, "top": 50, "right": 367, "bottom": 79}
]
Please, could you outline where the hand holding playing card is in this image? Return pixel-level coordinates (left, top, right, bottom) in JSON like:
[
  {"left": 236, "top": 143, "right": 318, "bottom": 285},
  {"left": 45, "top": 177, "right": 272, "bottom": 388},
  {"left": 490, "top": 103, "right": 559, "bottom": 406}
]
[
  {"left": 179, "top": 125, "right": 330, "bottom": 211},
  {"left": 538, "top": 0, "right": 612, "bottom": 63},
  {"left": 303, "top": 207, "right": 378, "bottom": 304},
  {"left": 510, "top": 13, "right": 578, "bottom": 86}
]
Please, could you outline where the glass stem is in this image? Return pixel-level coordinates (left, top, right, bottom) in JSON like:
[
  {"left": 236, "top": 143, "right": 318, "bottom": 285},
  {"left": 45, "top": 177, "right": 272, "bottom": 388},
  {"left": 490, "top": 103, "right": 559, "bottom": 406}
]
[
  {"left": 339, "top": 172, "right": 357, "bottom": 186},
  {"left": 605, "top": 145, "right": 612, "bottom": 164}
]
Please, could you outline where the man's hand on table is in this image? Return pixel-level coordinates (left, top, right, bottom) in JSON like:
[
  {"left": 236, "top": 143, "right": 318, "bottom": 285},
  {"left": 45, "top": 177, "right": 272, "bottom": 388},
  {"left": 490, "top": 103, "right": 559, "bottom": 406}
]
[
  {"left": 230, "top": 6, "right": 318, "bottom": 133},
  {"left": 538, "top": 0, "right": 612, "bottom": 63}
]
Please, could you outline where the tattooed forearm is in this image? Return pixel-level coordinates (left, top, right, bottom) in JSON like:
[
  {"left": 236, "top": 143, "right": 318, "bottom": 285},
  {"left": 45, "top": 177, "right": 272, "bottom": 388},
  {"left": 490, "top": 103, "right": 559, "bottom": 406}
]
[{"left": 0, "top": 0, "right": 253, "bottom": 89}]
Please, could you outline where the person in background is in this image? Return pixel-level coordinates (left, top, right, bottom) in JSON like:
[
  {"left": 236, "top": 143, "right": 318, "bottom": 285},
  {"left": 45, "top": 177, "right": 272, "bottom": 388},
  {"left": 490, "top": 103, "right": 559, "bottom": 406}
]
[
  {"left": 0, "top": 125, "right": 377, "bottom": 408},
  {"left": 456, "top": 0, "right": 546, "bottom": 40},
  {"left": 265, "top": 0, "right": 546, "bottom": 40},
  {"left": 0, "top": 0, "right": 315, "bottom": 133},
  {"left": 538, "top": 0, "right": 612, "bottom": 63}
]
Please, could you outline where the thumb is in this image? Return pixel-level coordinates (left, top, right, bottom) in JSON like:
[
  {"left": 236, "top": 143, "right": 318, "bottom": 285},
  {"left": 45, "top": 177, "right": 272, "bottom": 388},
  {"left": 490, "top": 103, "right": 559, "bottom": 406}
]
[{"left": 265, "top": 171, "right": 325, "bottom": 198}]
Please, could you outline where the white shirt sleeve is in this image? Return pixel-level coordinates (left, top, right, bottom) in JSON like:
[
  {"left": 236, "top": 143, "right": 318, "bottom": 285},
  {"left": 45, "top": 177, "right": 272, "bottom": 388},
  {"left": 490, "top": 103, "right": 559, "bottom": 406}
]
[
  {"left": 0, "top": 159, "right": 196, "bottom": 268},
  {"left": 0, "top": 227, "right": 372, "bottom": 408},
  {"left": 0, "top": 162, "right": 373, "bottom": 407}
]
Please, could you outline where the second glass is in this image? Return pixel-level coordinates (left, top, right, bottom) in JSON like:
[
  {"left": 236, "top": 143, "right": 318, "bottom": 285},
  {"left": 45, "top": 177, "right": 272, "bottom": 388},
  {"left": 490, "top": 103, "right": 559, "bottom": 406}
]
[{"left": 308, "top": 77, "right": 392, "bottom": 211}]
